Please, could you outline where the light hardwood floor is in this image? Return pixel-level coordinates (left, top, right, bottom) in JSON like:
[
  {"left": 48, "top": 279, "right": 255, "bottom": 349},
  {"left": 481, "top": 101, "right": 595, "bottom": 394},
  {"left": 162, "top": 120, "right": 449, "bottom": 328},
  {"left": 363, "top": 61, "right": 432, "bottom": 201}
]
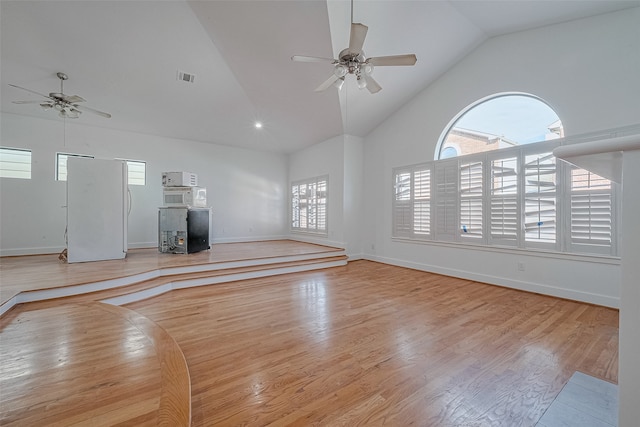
[
  {"left": 0, "top": 240, "right": 343, "bottom": 307},
  {"left": 120, "top": 260, "right": 617, "bottom": 426},
  {"left": 0, "top": 253, "right": 619, "bottom": 426}
]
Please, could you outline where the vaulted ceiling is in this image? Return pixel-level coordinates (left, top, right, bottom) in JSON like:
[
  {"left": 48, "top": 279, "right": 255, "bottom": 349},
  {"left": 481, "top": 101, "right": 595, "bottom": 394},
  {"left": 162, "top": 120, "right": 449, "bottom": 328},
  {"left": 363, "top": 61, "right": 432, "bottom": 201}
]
[{"left": 2, "top": 1, "right": 638, "bottom": 153}]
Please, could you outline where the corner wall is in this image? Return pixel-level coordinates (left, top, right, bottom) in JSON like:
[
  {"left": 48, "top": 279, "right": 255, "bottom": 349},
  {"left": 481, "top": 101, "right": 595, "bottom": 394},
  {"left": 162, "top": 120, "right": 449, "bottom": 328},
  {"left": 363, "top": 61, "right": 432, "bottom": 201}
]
[
  {"left": 0, "top": 113, "right": 289, "bottom": 255},
  {"left": 288, "top": 134, "right": 364, "bottom": 257},
  {"left": 362, "top": 8, "right": 640, "bottom": 308}
]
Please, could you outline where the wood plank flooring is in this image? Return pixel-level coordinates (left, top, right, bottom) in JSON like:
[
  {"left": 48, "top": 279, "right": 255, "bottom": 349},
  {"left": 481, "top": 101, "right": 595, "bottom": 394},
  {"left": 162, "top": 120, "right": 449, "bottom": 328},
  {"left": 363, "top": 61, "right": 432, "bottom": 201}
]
[
  {"left": 118, "top": 260, "right": 618, "bottom": 426},
  {"left": 0, "top": 240, "right": 343, "bottom": 307},
  {"left": 0, "top": 302, "right": 190, "bottom": 426}
]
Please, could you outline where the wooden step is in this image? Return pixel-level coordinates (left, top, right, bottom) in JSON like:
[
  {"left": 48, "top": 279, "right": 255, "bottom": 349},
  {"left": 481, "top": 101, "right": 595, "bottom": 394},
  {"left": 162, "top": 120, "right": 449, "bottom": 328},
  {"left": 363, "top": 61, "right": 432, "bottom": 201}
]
[{"left": 10, "top": 254, "right": 348, "bottom": 312}]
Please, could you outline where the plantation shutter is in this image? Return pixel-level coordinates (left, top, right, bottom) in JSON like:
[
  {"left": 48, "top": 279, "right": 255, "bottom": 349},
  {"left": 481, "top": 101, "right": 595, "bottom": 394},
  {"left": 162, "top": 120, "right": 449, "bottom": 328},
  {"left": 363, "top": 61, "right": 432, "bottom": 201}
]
[
  {"left": 315, "top": 179, "right": 327, "bottom": 231},
  {"left": 393, "top": 171, "right": 412, "bottom": 237},
  {"left": 291, "top": 184, "right": 300, "bottom": 228},
  {"left": 434, "top": 160, "right": 458, "bottom": 241},
  {"left": 490, "top": 157, "right": 519, "bottom": 246},
  {"left": 569, "top": 167, "right": 614, "bottom": 254},
  {"left": 298, "top": 183, "right": 309, "bottom": 229},
  {"left": 459, "top": 161, "right": 483, "bottom": 239},
  {"left": 291, "top": 176, "right": 328, "bottom": 233},
  {"left": 524, "top": 152, "right": 557, "bottom": 248},
  {"left": 0, "top": 147, "right": 31, "bottom": 179},
  {"left": 413, "top": 168, "right": 431, "bottom": 236}
]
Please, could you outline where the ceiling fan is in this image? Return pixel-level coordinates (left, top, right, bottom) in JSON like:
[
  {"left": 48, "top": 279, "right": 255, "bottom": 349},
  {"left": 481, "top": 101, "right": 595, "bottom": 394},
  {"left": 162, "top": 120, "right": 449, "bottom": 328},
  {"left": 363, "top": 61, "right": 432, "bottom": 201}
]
[
  {"left": 9, "top": 72, "right": 111, "bottom": 119},
  {"left": 291, "top": 2, "right": 417, "bottom": 94}
]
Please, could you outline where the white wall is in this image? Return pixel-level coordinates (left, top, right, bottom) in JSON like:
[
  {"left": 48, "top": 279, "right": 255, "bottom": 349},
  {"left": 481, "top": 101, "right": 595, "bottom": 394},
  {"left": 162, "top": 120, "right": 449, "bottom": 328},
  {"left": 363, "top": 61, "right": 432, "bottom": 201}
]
[
  {"left": 288, "top": 135, "right": 346, "bottom": 248},
  {"left": 362, "top": 8, "right": 640, "bottom": 307},
  {"left": 0, "top": 112, "right": 289, "bottom": 255},
  {"left": 619, "top": 149, "right": 640, "bottom": 425},
  {"left": 288, "top": 134, "right": 364, "bottom": 256},
  {"left": 343, "top": 135, "right": 364, "bottom": 258}
]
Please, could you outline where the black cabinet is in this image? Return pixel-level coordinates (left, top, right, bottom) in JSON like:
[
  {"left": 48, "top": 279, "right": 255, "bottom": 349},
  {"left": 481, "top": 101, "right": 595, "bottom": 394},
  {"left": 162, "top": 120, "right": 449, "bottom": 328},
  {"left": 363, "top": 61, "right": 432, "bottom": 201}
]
[{"left": 158, "top": 207, "right": 210, "bottom": 254}]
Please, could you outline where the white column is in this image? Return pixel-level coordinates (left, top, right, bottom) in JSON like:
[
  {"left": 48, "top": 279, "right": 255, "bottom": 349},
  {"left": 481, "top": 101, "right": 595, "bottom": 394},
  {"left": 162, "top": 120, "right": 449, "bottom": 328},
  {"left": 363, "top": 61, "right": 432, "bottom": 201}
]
[{"left": 619, "top": 149, "right": 640, "bottom": 426}]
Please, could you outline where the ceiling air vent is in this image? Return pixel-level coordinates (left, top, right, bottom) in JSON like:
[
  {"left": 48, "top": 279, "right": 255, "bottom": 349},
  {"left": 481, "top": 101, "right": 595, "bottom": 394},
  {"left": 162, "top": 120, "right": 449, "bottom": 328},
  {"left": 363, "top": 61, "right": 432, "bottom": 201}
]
[{"left": 177, "top": 70, "right": 195, "bottom": 83}]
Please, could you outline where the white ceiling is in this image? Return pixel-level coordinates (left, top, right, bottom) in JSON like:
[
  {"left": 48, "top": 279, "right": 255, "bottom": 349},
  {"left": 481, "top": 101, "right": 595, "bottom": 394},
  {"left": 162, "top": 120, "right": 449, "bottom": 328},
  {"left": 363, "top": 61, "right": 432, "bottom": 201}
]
[{"left": 2, "top": 0, "right": 638, "bottom": 154}]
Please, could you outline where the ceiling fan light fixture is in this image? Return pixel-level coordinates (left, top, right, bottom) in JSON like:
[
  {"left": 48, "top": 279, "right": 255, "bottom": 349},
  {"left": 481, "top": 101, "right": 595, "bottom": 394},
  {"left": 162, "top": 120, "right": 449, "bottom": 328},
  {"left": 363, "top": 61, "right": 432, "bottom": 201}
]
[
  {"left": 363, "top": 63, "right": 374, "bottom": 75},
  {"left": 357, "top": 74, "right": 367, "bottom": 89},
  {"left": 9, "top": 72, "right": 111, "bottom": 119},
  {"left": 334, "top": 64, "right": 348, "bottom": 78},
  {"left": 333, "top": 77, "right": 345, "bottom": 90}
]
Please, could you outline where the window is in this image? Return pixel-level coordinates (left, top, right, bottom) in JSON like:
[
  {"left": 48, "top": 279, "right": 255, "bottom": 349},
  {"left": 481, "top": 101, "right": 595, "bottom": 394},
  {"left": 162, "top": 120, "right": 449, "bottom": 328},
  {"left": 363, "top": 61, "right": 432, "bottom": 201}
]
[
  {"left": 459, "top": 160, "right": 483, "bottom": 239},
  {"left": 291, "top": 176, "right": 328, "bottom": 234},
  {"left": 393, "top": 168, "right": 431, "bottom": 238},
  {"left": 523, "top": 152, "right": 557, "bottom": 247},
  {"left": 568, "top": 167, "right": 614, "bottom": 255},
  {"left": 393, "top": 141, "right": 619, "bottom": 256},
  {"left": 58, "top": 155, "right": 146, "bottom": 186},
  {"left": 489, "top": 156, "right": 519, "bottom": 246},
  {"left": 0, "top": 147, "right": 31, "bottom": 179},
  {"left": 437, "top": 94, "right": 563, "bottom": 160},
  {"left": 389, "top": 93, "right": 616, "bottom": 256},
  {"left": 56, "top": 153, "right": 94, "bottom": 181},
  {"left": 124, "top": 160, "right": 146, "bottom": 186}
]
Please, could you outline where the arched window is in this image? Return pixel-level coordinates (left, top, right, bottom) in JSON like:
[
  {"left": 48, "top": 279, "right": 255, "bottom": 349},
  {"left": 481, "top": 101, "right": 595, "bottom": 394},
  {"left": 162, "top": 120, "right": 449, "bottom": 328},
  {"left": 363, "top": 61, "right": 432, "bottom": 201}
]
[
  {"left": 393, "top": 92, "right": 618, "bottom": 257},
  {"left": 436, "top": 93, "right": 563, "bottom": 160}
]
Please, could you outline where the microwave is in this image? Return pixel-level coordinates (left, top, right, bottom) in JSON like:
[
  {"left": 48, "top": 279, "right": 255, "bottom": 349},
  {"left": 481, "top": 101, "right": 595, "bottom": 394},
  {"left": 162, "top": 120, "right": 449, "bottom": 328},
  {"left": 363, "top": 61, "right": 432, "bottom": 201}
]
[
  {"left": 162, "top": 171, "right": 198, "bottom": 187},
  {"left": 163, "top": 186, "right": 207, "bottom": 207}
]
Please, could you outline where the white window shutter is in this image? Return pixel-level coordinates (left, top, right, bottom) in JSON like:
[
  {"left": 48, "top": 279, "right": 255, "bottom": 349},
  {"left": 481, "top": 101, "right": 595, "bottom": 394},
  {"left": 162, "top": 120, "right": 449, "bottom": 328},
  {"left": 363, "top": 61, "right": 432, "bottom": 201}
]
[
  {"left": 568, "top": 167, "right": 614, "bottom": 254},
  {"left": 291, "top": 176, "right": 328, "bottom": 234},
  {"left": 524, "top": 152, "right": 557, "bottom": 248},
  {"left": 393, "top": 171, "right": 412, "bottom": 237},
  {"left": 413, "top": 169, "right": 431, "bottom": 236},
  {"left": 434, "top": 161, "right": 458, "bottom": 241},
  {"left": 459, "top": 161, "right": 483, "bottom": 239},
  {"left": 490, "top": 157, "right": 519, "bottom": 246}
]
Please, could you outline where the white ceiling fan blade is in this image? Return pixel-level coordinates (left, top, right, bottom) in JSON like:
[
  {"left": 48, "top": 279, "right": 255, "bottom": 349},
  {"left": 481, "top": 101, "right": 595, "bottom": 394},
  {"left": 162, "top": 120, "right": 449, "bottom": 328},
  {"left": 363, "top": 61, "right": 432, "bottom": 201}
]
[
  {"left": 314, "top": 74, "right": 339, "bottom": 92},
  {"left": 12, "top": 100, "right": 47, "bottom": 104},
  {"left": 364, "top": 74, "right": 382, "bottom": 94},
  {"left": 62, "top": 94, "right": 86, "bottom": 103},
  {"left": 291, "top": 55, "right": 336, "bottom": 63},
  {"left": 368, "top": 54, "right": 417, "bottom": 67},
  {"left": 348, "top": 23, "right": 368, "bottom": 56},
  {"left": 74, "top": 104, "right": 111, "bottom": 118},
  {"left": 8, "top": 84, "right": 52, "bottom": 99}
]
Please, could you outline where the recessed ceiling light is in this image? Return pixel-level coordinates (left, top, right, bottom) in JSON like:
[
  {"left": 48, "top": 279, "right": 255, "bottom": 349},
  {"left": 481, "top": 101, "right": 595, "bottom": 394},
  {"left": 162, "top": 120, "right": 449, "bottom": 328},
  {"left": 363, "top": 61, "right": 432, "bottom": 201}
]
[{"left": 255, "top": 122, "right": 263, "bottom": 129}]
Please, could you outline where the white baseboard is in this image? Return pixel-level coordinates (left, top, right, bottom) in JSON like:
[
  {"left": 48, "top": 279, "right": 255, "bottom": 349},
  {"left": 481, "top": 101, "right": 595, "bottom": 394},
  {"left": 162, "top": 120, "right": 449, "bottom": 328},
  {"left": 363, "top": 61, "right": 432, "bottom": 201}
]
[
  {"left": 365, "top": 254, "right": 619, "bottom": 309},
  {"left": 288, "top": 235, "right": 345, "bottom": 249},
  {"left": 0, "top": 246, "right": 66, "bottom": 257}
]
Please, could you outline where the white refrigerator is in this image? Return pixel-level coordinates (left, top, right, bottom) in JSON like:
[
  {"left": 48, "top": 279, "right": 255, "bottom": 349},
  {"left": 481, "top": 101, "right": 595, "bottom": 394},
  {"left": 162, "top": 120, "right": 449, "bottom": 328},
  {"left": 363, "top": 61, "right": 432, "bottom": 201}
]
[{"left": 66, "top": 158, "right": 128, "bottom": 263}]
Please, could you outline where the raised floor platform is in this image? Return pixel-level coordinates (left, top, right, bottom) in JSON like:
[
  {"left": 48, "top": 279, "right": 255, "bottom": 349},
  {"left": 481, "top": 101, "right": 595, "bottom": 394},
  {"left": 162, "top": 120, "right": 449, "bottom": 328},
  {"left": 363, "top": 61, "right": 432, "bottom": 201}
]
[{"left": 0, "top": 240, "right": 347, "bottom": 316}]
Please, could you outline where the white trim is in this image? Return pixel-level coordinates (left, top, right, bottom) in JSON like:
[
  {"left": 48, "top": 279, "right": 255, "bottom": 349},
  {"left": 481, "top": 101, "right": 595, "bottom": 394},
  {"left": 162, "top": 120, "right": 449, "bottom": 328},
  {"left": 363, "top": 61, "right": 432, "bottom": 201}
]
[
  {"left": 365, "top": 254, "right": 619, "bottom": 308},
  {"left": 102, "top": 259, "right": 347, "bottom": 306},
  {"left": 0, "top": 246, "right": 67, "bottom": 257},
  {"left": 289, "top": 233, "right": 344, "bottom": 249},
  {"left": 211, "top": 234, "right": 289, "bottom": 244}
]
